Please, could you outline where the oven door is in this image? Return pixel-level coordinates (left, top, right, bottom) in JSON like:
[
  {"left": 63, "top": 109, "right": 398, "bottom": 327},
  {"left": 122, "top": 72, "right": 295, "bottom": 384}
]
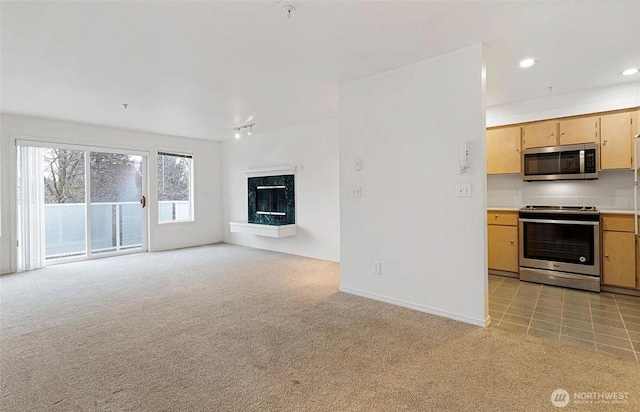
[{"left": 519, "top": 217, "right": 600, "bottom": 276}]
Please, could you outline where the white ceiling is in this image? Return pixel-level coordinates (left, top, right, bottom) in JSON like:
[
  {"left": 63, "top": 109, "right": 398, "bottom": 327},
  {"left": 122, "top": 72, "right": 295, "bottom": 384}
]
[{"left": 1, "top": 1, "right": 639, "bottom": 141}]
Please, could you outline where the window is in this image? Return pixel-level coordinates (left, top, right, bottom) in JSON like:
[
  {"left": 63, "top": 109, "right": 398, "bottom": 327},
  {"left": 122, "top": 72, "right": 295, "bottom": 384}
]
[{"left": 157, "top": 152, "right": 193, "bottom": 223}]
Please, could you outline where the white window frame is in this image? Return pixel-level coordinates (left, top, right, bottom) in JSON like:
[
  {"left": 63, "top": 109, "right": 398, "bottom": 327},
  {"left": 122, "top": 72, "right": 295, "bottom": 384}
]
[{"left": 157, "top": 150, "right": 194, "bottom": 224}]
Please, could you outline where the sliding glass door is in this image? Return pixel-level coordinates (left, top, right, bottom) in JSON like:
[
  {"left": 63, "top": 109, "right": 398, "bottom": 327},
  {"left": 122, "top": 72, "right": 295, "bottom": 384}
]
[
  {"left": 90, "top": 151, "right": 144, "bottom": 255},
  {"left": 43, "top": 147, "right": 87, "bottom": 260},
  {"left": 17, "top": 143, "right": 147, "bottom": 270}
]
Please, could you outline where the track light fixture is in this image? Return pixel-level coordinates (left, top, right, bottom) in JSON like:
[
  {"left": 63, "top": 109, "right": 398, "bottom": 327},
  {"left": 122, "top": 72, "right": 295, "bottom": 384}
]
[{"left": 233, "top": 123, "right": 255, "bottom": 139}]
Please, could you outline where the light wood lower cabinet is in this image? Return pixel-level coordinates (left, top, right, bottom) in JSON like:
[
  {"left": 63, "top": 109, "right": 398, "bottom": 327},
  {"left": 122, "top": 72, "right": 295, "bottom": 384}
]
[
  {"left": 601, "top": 214, "right": 636, "bottom": 289},
  {"left": 637, "top": 239, "right": 640, "bottom": 290},
  {"left": 487, "top": 211, "right": 518, "bottom": 226},
  {"left": 488, "top": 211, "right": 519, "bottom": 274}
]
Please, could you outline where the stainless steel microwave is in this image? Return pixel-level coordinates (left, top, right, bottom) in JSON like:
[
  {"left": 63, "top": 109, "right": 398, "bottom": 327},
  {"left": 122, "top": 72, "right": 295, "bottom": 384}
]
[{"left": 522, "top": 143, "right": 598, "bottom": 181}]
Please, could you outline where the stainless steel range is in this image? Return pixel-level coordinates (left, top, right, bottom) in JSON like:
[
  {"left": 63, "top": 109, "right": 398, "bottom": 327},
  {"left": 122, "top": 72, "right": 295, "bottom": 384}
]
[{"left": 518, "top": 205, "right": 600, "bottom": 292}]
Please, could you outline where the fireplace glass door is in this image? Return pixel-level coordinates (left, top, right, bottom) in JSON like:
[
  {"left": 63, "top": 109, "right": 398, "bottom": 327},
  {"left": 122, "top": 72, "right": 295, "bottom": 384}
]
[{"left": 256, "top": 186, "right": 287, "bottom": 216}]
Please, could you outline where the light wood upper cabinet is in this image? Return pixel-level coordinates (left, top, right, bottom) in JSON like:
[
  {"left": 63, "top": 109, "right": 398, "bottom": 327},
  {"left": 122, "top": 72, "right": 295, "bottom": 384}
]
[
  {"left": 522, "top": 121, "right": 558, "bottom": 149},
  {"left": 485, "top": 107, "right": 639, "bottom": 176},
  {"left": 559, "top": 116, "right": 598, "bottom": 145},
  {"left": 600, "top": 112, "right": 632, "bottom": 170},
  {"left": 487, "top": 127, "right": 521, "bottom": 174}
]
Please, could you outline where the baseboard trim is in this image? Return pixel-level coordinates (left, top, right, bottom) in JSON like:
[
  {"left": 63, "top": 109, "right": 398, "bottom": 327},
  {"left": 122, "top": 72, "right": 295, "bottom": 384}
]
[
  {"left": 339, "top": 286, "right": 487, "bottom": 328},
  {"left": 488, "top": 269, "right": 519, "bottom": 279},
  {"left": 601, "top": 285, "right": 640, "bottom": 297}
]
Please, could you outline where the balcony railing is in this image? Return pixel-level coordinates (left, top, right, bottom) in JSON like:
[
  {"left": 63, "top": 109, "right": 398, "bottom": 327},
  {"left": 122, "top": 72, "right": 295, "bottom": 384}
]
[
  {"left": 45, "top": 201, "right": 189, "bottom": 259},
  {"left": 45, "top": 202, "right": 141, "bottom": 259},
  {"left": 158, "top": 200, "right": 190, "bottom": 222}
]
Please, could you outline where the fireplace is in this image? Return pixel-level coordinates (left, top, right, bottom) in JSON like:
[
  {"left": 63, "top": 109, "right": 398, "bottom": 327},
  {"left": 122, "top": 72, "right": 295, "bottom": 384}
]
[{"left": 248, "top": 174, "right": 294, "bottom": 225}]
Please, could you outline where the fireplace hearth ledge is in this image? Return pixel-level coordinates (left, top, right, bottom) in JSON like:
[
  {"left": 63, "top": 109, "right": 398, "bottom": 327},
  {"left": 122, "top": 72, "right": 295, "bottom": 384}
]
[{"left": 229, "top": 221, "right": 297, "bottom": 238}]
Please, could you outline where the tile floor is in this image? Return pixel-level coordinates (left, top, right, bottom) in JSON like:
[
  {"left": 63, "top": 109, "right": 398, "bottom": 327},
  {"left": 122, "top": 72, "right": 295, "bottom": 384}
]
[{"left": 488, "top": 275, "right": 640, "bottom": 361}]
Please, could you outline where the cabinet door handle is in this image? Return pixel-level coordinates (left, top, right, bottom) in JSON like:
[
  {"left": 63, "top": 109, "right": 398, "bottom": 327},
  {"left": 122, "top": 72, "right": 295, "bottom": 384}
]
[
  {"left": 510, "top": 240, "right": 514, "bottom": 244},
  {"left": 603, "top": 139, "right": 608, "bottom": 144},
  {"left": 605, "top": 254, "right": 609, "bottom": 258}
]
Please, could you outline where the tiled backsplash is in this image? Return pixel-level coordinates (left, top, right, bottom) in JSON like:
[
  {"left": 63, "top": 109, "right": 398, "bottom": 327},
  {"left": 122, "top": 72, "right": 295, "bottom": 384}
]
[{"left": 487, "top": 170, "right": 634, "bottom": 210}]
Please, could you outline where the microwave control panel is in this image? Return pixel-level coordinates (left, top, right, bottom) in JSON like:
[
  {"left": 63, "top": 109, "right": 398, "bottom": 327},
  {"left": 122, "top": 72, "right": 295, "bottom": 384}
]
[{"left": 585, "top": 150, "right": 597, "bottom": 174}]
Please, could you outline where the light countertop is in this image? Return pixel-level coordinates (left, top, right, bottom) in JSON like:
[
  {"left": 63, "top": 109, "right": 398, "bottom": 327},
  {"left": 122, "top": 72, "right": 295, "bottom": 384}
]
[
  {"left": 487, "top": 207, "right": 635, "bottom": 214},
  {"left": 599, "top": 209, "right": 635, "bottom": 215}
]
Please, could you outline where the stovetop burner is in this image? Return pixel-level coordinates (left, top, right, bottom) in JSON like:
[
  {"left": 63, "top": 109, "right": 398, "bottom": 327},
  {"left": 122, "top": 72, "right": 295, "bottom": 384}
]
[{"left": 519, "top": 205, "right": 599, "bottom": 214}]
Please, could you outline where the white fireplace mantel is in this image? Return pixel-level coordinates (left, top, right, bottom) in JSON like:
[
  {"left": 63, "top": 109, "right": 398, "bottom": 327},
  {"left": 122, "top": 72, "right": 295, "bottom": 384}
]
[{"left": 243, "top": 165, "right": 300, "bottom": 176}]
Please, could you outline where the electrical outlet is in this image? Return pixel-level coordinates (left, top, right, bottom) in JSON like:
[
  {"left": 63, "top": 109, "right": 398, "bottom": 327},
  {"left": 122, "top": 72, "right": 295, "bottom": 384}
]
[
  {"left": 372, "top": 261, "right": 381, "bottom": 275},
  {"left": 351, "top": 187, "right": 362, "bottom": 198}
]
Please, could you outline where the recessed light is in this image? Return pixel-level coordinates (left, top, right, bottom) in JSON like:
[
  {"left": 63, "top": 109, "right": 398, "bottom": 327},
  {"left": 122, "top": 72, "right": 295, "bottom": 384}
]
[
  {"left": 620, "top": 68, "right": 639, "bottom": 76},
  {"left": 519, "top": 58, "right": 537, "bottom": 68}
]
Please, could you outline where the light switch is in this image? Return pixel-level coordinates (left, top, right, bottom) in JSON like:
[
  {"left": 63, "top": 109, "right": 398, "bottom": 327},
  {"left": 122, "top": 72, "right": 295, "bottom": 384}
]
[
  {"left": 372, "top": 261, "right": 381, "bottom": 275},
  {"left": 354, "top": 159, "right": 361, "bottom": 171},
  {"left": 456, "top": 183, "right": 472, "bottom": 198},
  {"left": 351, "top": 187, "right": 362, "bottom": 198}
]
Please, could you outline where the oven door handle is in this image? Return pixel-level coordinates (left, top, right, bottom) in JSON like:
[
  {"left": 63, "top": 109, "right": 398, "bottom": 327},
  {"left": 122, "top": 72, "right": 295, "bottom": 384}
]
[{"left": 519, "top": 218, "right": 599, "bottom": 226}]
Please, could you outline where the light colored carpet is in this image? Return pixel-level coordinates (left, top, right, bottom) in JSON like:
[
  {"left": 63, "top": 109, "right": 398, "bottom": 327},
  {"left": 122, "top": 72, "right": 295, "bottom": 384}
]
[{"left": 1, "top": 243, "right": 638, "bottom": 411}]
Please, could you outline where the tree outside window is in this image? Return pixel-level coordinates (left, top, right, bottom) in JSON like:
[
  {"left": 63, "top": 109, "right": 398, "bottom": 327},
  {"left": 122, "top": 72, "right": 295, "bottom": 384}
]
[{"left": 157, "top": 152, "right": 192, "bottom": 222}]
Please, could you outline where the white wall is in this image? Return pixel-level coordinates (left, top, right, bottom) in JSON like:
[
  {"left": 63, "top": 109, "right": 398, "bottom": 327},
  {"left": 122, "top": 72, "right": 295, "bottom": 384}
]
[
  {"left": 222, "top": 118, "right": 340, "bottom": 262},
  {"left": 487, "top": 81, "right": 640, "bottom": 127},
  {"left": 0, "top": 113, "right": 223, "bottom": 273},
  {"left": 338, "top": 44, "right": 488, "bottom": 327},
  {"left": 488, "top": 171, "right": 634, "bottom": 210}
]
